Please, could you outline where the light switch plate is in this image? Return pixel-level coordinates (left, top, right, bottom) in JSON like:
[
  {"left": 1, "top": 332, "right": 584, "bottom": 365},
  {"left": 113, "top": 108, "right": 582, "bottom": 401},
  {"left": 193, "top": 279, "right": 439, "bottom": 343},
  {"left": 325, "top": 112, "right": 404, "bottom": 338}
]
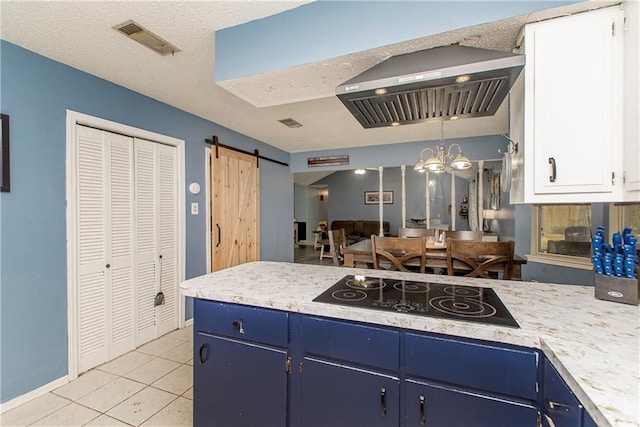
[{"left": 191, "top": 202, "right": 199, "bottom": 215}]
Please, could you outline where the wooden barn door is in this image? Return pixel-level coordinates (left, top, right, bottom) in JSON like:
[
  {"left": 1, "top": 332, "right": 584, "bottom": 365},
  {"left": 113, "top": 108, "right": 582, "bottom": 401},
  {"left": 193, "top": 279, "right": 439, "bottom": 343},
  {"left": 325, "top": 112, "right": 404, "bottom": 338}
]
[{"left": 211, "top": 146, "right": 260, "bottom": 271}]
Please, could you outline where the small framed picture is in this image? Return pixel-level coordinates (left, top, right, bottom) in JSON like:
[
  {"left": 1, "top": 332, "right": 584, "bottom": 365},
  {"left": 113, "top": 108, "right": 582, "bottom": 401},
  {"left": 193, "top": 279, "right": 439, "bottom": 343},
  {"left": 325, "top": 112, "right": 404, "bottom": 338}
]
[
  {"left": 1, "top": 114, "right": 10, "bottom": 192},
  {"left": 364, "top": 191, "right": 393, "bottom": 205}
]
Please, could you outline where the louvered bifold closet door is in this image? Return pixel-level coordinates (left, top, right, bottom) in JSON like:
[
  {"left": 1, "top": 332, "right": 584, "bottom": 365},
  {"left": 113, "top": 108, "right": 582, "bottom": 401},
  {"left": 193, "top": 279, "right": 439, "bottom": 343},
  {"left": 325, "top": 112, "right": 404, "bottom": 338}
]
[
  {"left": 76, "top": 126, "right": 135, "bottom": 373},
  {"left": 134, "top": 139, "right": 158, "bottom": 346},
  {"left": 77, "top": 126, "right": 107, "bottom": 372},
  {"left": 156, "top": 143, "right": 178, "bottom": 336},
  {"left": 134, "top": 139, "right": 179, "bottom": 344}
]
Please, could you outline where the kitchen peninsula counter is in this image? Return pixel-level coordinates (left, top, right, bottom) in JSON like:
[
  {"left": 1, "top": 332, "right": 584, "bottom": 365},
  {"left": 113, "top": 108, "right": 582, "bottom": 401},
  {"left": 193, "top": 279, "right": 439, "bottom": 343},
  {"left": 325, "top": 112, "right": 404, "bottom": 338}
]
[{"left": 180, "top": 261, "right": 639, "bottom": 427}]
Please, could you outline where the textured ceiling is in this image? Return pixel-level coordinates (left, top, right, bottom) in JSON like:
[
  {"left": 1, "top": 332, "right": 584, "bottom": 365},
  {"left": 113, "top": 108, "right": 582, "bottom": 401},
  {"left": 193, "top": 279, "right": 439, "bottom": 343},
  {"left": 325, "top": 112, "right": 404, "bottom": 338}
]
[{"left": 0, "top": 0, "right": 617, "bottom": 154}]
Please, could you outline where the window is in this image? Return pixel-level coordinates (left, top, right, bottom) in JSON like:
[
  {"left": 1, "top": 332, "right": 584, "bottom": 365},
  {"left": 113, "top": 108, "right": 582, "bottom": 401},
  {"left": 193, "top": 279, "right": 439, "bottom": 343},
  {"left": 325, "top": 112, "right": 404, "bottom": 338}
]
[
  {"left": 529, "top": 204, "right": 595, "bottom": 269},
  {"left": 537, "top": 204, "right": 592, "bottom": 257},
  {"left": 610, "top": 203, "right": 640, "bottom": 237},
  {"left": 530, "top": 203, "right": 640, "bottom": 269}
]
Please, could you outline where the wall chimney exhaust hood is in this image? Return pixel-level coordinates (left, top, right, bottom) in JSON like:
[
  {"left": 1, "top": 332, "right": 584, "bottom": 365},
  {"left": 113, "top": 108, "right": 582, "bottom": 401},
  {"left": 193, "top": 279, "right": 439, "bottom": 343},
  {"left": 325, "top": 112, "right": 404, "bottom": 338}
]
[{"left": 336, "top": 45, "right": 524, "bottom": 128}]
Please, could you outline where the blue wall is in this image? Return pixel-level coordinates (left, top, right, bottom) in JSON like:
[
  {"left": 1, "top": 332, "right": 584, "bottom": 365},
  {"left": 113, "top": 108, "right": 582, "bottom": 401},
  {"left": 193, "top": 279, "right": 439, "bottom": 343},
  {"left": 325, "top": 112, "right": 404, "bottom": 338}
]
[{"left": 0, "top": 41, "right": 292, "bottom": 403}]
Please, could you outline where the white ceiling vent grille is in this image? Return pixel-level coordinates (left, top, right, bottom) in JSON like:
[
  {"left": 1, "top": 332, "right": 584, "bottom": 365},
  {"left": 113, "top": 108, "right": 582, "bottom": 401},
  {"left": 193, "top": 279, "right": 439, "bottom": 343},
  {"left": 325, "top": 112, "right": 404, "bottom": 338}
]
[
  {"left": 278, "top": 118, "right": 303, "bottom": 128},
  {"left": 113, "top": 20, "right": 181, "bottom": 56}
]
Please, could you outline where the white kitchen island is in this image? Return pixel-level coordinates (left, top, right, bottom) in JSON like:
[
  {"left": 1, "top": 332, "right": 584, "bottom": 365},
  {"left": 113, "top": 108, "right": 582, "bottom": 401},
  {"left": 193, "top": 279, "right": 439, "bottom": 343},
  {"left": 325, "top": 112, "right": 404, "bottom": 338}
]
[{"left": 181, "top": 261, "right": 639, "bottom": 427}]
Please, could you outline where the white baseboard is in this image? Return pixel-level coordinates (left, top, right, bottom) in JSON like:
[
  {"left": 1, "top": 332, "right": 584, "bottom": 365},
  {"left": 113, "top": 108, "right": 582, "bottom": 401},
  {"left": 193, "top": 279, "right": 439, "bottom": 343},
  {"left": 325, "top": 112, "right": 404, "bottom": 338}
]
[
  {"left": 184, "top": 318, "right": 193, "bottom": 327},
  {"left": 0, "top": 376, "right": 69, "bottom": 414}
]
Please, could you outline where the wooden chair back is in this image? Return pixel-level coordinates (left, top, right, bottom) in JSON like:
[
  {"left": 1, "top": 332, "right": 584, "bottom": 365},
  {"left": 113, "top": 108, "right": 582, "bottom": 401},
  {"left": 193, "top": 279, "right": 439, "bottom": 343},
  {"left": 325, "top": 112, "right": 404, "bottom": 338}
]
[
  {"left": 398, "top": 227, "right": 437, "bottom": 239},
  {"left": 371, "top": 235, "right": 426, "bottom": 273},
  {"left": 327, "top": 228, "right": 348, "bottom": 266},
  {"left": 445, "top": 230, "right": 483, "bottom": 241},
  {"left": 446, "top": 239, "right": 515, "bottom": 279}
]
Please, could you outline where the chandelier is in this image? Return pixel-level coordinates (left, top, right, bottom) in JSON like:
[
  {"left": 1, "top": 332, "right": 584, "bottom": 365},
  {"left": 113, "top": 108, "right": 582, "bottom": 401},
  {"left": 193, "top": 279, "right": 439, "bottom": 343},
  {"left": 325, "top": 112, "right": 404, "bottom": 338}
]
[{"left": 413, "top": 121, "right": 472, "bottom": 173}]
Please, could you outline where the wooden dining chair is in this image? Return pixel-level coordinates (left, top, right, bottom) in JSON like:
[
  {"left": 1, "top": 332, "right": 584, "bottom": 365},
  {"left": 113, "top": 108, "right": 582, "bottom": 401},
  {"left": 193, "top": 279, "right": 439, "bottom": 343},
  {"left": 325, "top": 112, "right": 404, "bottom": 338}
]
[
  {"left": 398, "top": 227, "right": 437, "bottom": 239},
  {"left": 445, "top": 230, "right": 483, "bottom": 241},
  {"left": 371, "top": 235, "right": 426, "bottom": 273},
  {"left": 327, "top": 228, "right": 348, "bottom": 266},
  {"left": 446, "top": 239, "right": 515, "bottom": 279}
]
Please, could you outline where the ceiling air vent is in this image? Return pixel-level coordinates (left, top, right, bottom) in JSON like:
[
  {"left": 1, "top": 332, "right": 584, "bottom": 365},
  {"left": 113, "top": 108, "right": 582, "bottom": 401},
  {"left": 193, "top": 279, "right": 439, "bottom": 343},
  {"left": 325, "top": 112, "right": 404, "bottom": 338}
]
[
  {"left": 113, "top": 20, "right": 181, "bottom": 56},
  {"left": 307, "top": 155, "right": 349, "bottom": 167},
  {"left": 278, "top": 118, "right": 303, "bottom": 128}
]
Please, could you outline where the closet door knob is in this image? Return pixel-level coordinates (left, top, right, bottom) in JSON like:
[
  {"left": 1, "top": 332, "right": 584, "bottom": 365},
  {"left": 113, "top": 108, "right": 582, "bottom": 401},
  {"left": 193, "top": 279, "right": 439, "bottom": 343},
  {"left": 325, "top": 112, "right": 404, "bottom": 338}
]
[{"left": 106, "top": 264, "right": 111, "bottom": 269}]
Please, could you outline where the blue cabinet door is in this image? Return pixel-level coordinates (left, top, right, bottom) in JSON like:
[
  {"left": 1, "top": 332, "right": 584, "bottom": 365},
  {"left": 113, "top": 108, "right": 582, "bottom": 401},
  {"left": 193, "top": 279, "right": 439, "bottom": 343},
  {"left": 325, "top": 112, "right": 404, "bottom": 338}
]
[
  {"left": 542, "top": 359, "right": 582, "bottom": 427},
  {"left": 582, "top": 410, "right": 597, "bottom": 427},
  {"left": 299, "top": 357, "right": 400, "bottom": 427},
  {"left": 405, "top": 380, "right": 539, "bottom": 427},
  {"left": 194, "top": 332, "right": 288, "bottom": 427}
]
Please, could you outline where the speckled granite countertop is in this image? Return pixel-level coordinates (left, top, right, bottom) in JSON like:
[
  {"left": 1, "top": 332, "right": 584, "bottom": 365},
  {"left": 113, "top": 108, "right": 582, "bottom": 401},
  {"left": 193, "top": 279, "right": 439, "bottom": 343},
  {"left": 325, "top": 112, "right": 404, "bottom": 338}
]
[{"left": 180, "top": 261, "right": 639, "bottom": 427}]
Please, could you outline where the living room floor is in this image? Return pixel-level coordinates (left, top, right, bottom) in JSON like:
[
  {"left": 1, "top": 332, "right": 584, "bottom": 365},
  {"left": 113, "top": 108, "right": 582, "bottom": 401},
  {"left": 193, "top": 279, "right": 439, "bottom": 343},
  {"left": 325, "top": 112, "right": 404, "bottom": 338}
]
[
  {"left": 0, "top": 326, "right": 193, "bottom": 427},
  {"left": 294, "top": 244, "right": 334, "bottom": 266}
]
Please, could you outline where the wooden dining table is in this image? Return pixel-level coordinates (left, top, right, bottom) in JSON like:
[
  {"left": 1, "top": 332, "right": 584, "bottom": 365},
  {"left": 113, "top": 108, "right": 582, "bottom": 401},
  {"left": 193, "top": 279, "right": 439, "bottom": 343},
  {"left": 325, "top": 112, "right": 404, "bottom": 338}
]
[{"left": 342, "top": 238, "right": 527, "bottom": 280}]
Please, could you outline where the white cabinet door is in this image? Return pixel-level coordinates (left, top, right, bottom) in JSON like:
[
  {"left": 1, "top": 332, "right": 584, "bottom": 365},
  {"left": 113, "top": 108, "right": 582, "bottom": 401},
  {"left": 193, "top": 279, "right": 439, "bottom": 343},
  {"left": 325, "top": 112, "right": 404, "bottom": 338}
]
[
  {"left": 624, "top": 0, "right": 640, "bottom": 195},
  {"left": 524, "top": 7, "right": 624, "bottom": 202}
]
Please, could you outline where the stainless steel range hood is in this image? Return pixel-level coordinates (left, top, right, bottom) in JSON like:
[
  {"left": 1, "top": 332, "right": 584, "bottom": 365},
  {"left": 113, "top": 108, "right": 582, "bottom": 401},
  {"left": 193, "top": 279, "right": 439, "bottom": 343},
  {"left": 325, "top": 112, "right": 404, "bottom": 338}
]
[{"left": 336, "top": 45, "right": 524, "bottom": 128}]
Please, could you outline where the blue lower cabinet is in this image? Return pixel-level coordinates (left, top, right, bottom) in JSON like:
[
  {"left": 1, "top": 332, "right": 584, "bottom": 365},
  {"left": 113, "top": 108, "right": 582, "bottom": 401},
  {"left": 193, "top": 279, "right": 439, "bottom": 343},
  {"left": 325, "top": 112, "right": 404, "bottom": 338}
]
[
  {"left": 542, "top": 359, "right": 583, "bottom": 427},
  {"left": 405, "top": 380, "right": 540, "bottom": 427},
  {"left": 582, "top": 410, "right": 597, "bottom": 427},
  {"left": 192, "top": 300, "right": 597, "bottom": 427},
  {"left": 193, "top": 333, "right": 288, "bottom": 427},
  {"left": 299, "top": 358, "right": 400, "bottom": 427}
]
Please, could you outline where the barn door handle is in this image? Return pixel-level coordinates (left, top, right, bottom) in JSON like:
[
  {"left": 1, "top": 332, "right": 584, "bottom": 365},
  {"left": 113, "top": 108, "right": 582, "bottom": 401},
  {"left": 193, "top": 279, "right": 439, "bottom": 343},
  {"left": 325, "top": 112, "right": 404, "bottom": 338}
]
[
  {"left": 198, "top": 343, "right": 208, "bottom": 364},
  {"left": 419, "top": 395, "right": 426, "bottom": 425},
  {"left": 380, "top": 387, "right": 387, "bottom": 416},
  {"left": 548, "top": 157, "right": 557, "bottom": 183},
  {"left": 216, "top": 224, "right": 221, "bottom": 247}
]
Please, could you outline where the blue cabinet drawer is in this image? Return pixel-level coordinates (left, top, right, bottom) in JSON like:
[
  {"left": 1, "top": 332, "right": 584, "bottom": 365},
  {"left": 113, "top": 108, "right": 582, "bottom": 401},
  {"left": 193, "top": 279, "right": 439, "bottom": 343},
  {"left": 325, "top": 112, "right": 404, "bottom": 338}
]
[
  {"left": 194, "top": 299, "right": 288, "bottom": 347},
  {"left": 405, "top": 333, "right": 538, "bottom": 401},
  {"left": 405, "top": 380, "right": 539, "bottom": 427},
  {"left": 302, "top": 316, "right": 400, "bottom": 371}
]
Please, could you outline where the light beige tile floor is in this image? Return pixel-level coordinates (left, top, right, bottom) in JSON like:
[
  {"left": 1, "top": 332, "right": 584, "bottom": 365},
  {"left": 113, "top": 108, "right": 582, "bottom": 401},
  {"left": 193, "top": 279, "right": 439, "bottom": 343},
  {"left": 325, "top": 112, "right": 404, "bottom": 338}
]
[{"left": 1, "top": 325, "right": 193, "bottom": 427}]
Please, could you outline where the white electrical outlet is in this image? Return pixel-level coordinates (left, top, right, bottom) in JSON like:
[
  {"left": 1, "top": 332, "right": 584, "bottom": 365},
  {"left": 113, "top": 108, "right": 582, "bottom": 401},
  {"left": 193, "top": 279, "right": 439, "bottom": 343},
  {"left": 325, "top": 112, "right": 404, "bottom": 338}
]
[{"left": 191, "top": 202, "right": 199, "bottom": 215}]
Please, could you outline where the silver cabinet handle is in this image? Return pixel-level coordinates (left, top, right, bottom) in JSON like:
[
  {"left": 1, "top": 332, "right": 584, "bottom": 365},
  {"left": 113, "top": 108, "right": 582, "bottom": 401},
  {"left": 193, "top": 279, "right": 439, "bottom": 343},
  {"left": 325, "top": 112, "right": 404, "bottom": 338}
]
[
  {"left": 232, "top": 320, "right": 244, "bottom": 334},
  {"left": 380, "top": 387, "right": 387, "bottom": 416},
  {"left": 546, "top": 398, "right": 573, "bottom": 412}
]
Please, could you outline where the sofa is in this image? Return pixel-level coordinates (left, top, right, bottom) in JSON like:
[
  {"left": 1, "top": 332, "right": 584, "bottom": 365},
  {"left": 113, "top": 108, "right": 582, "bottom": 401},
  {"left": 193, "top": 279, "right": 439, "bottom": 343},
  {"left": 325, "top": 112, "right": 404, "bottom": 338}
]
[{"left": 330, "top": 220, "right": 391, "bottom": 242}]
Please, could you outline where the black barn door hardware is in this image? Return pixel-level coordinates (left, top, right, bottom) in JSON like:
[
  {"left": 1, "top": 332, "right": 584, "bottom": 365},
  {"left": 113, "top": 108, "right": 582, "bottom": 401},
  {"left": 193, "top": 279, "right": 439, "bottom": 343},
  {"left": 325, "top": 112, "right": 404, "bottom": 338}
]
[{"left": 205, "top": 135, "right": 289, "bottom": 167}]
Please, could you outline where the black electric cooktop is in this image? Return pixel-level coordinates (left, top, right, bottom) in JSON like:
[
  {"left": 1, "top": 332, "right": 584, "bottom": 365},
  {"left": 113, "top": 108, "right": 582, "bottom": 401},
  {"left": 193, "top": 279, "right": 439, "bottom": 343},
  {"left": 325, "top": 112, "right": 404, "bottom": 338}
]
[{"left": 313, "top": 275, "right": 519, "bottom": 328}]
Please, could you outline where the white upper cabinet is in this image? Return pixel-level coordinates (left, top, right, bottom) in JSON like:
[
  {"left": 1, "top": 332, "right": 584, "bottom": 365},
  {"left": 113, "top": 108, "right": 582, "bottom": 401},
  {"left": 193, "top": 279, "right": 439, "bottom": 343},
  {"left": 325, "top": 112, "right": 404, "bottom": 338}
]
[
  {"left": 623, "top": 0, "right": 640, "bottom": 196},
  {"left": 522, "top": 6, "right": 627, "bottom": 203}
]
